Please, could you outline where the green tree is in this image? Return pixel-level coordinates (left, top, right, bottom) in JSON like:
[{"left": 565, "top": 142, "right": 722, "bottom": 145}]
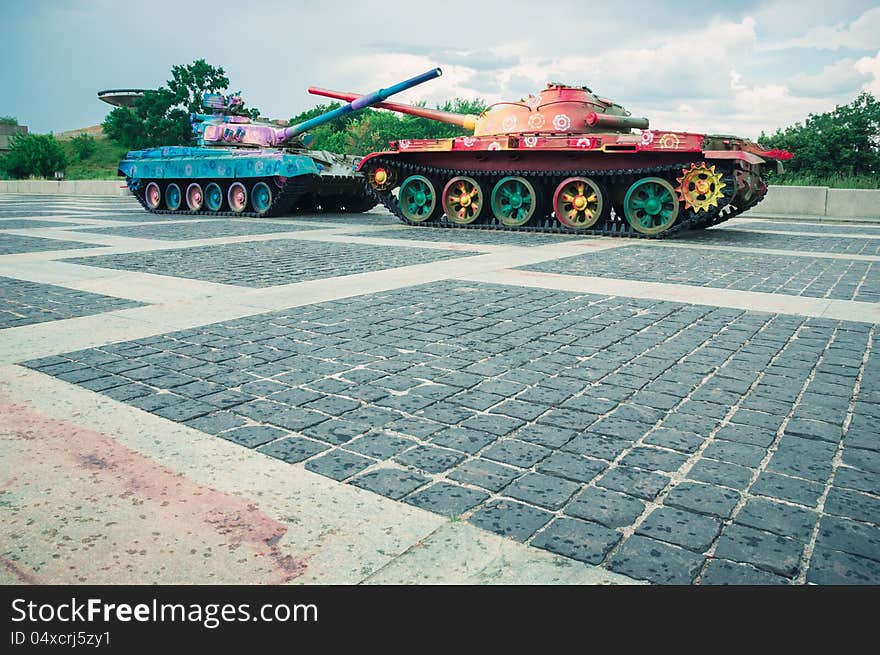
[
  {"left": 760, "top": 92, "right": 880, "bottom": 179},
  {"left": 289, "top": 97, "right": 487, "bottom": 155},
  {"left": 0, "top": 116, "right": 17, "bottom": 126},
  {"left": 70, "top": 133, "right": 97, "bottom": 160},
  {"left": 2, "top": 133, "right": 67, "bottom": 178},
  {"left": 102, "top": 59, "right": 260, "bottom": 150}
]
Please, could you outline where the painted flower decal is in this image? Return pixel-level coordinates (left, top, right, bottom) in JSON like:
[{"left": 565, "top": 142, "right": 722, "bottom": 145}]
[
  {"left": 502, "top": 115, "right": 517, "bottom": 131},
  {"left": 398, "top": 139, "right": 412, "bottom": 149},
  {"left": 184, "top": 164, "right": 193, "bottom": 176},
  {"left": 640, "top": 130, "right": 655, "bottom": 146},
  {"left": 488, "top": 142, "right": 502, "bottom": 151},
  {"left": 524, "top": 136, "right": 538, "bottom": 148},
  {"left": 658, "top": 133, "right": 681, "bottom": 149},
  {"left": 462, "top": 136, "right": 476, "bottom": 148},
  {"left": 525, "top": 94, "right": 542, "bottom": 107},
  {"left": 528, "top": 114, "right": 546, "bottom": 130},
  {"left": 552, "top": 114, "right": 572, "bottom": 131},
  {"left": 576, "top": 137, "right": 592, "bottom": 149},
  {"left": 254, "top": 160, "right": 264, "bottom": 173}
]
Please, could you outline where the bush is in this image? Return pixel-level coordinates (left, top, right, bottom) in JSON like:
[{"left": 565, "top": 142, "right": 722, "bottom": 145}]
[
  {"left": 2, "top": 133, "right": 67, "bottom": 179},
  {"left": 0, "top": 116, "right": 17, "bottom": 126},
  {"left": 70, "top": 133, "right": 97, "bottom": 161}
]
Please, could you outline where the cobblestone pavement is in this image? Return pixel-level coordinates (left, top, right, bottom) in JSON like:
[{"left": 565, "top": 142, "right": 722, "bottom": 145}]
[
  {"left": 720, "top": 221, "right": 880, "bottom": 235},
  {"left": 520, "top": 246, "right": 880, "bottom": 303},
  {"left": 0, "top": 234, "right": 101, "bottom": 255},
  {"left": 62, "top": 239, "right": 482, "bottom": 287},
  {"left": 0, "top": 276, "right": 143, "bottom": 328},
  {"left": 0, "top": 219, "right": 81, "bottom": 229},
  {"left": 683, "top": 229, "right": 880, "bottom": 256},
  {"left": 1, "top": 193, "right": 878, "bottom": 585}
]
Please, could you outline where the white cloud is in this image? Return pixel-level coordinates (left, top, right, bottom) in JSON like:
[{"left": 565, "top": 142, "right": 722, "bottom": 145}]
[
  {"left": 789, "top": 58, "right": 866, "bottom": 96},
  {"left": 855, "top": 51, "right": 880, "bottom": 95},
  {"left": 762, "top": 6, "right": 880, "bottom": 51}
]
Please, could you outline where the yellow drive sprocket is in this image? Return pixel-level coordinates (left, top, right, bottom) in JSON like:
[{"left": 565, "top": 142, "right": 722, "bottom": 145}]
[{"left": 675, "top": 163, "right": 726, "bottom": 213}]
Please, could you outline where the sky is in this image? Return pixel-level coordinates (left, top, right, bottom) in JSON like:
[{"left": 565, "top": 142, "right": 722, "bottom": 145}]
[{"left": 2, "top": 0, "right": 880, "bottom": 140}]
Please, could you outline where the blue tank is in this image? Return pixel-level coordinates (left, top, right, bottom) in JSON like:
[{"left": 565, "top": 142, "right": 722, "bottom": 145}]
[{"left": 119, "top": 68, "right": 441, "bottom": 217}]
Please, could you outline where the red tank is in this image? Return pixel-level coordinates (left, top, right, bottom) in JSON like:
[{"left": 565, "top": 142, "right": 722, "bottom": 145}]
[{"left": 310, "top": 78, "right": 791, "bottom": 237}]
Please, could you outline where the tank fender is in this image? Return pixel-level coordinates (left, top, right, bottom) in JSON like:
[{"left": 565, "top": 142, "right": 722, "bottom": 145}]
[
  {"left": 702, "top": 150, "right": 765, "bottom": 165},
  {"left": 355, "top": 151, "right": 396, "bottom": 172}
]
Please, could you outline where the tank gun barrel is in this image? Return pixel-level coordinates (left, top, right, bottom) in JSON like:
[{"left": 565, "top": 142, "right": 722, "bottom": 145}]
[
  {"left": 278, "top": 68, "right": 442, "bottom": 144},
  {"left": 585, "top": 112, "right": 649, "bottom": 130},
  {"left": 308, "top": 88, "right": 479, "bottom": 132}
]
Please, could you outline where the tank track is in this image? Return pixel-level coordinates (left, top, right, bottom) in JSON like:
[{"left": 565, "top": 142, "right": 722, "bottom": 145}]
[
  {"left": 693, "top": 186, "right": 768, "bottom": 229},
  {"left": 364, "top": 159, "right": 746, "bottom": 239},
  {"left": 129, "top": 175, "right": 314, "bottom": 218},
  {"left": 293, "top": 174, "right": 377, "bottom": 213}
]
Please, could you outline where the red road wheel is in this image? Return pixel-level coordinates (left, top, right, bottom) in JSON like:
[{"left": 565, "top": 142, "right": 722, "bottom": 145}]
[
  {"left": 442, "top": 176, "right": 485, "bottom": 225},
  {"left": 186, "top": 183, "right": 204, "bottom": 211},
  {"left": 227, "top": 181, "right": 248, "bottom": 213},
  {"left": 553, "top": 177, "right": 604, "bottom": 230},
  {"left": 144, "top": 181, "right": 161, "bottom": 210}
]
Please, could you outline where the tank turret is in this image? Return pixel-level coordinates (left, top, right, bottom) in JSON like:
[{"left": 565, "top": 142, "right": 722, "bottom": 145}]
[
  {"left": 309, "top": 82, "right": 649, "bottom": 136},
  {"left": 192, "top": 68, "right": 442, "bottom": 148},
  {"left": 118, "top": 68, "right": 441, "bottom": 217}
]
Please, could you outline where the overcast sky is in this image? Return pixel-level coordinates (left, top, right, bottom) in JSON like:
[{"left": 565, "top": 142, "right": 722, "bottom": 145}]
[{"left": 3, "top": 0, "right": 879, "bottom": 139}]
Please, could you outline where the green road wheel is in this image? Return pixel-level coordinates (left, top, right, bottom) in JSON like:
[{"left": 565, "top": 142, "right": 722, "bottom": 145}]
[
  {"left": 491, "top": 176, "right": 537, "bottom": 227},
  {"left": 251, "top": 181, "right": 273, "bottom": 216},
  {"left": 398, "top": 175, "right": 438, "bottom": 223},
  {"left": 623, "top": 177, "right": 679, "bottom": 235},
  {"left": 204, "top": 182, "right": 223, "bottom": 212},
  {"left": 164, "top": 183, "right": 182, "bottom": 211}
]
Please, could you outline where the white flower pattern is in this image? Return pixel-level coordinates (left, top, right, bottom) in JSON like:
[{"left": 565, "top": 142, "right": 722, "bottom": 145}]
[
  {"left": 552, "top": 114, "right": 571, "bottom": 131},
  {"left": 528, "top": 114, "right": 545, "bottom": 130}
]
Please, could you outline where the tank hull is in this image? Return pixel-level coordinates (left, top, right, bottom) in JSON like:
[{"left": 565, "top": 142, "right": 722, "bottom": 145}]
[
  {"left": 357, "top": 131, "right": 774, "bottom": 238},
  {"left": 120, "top": 146, "right": 375, "bottom": 216}
]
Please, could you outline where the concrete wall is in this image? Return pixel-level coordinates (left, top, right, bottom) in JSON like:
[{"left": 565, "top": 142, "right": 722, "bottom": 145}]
[
  {"left": 743, "top": 185, "right": 879, "bottom": 220},
  {"left": 0, "top": 180, "right": 128, "bottom": 196},
  {"left": 825, "top": 189, "right": 880, "bottom": 218},
  {"left": 752, "top": 185, "right": 827, "bottom": 216}
]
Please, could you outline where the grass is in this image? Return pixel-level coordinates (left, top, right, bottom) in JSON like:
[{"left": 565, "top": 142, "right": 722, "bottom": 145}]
[
  {"left": 768, "top": 172, "right": 880, "bottom": 189},
  {"left": 60, "top": 137, "right": 127, "bottom": 180}
]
